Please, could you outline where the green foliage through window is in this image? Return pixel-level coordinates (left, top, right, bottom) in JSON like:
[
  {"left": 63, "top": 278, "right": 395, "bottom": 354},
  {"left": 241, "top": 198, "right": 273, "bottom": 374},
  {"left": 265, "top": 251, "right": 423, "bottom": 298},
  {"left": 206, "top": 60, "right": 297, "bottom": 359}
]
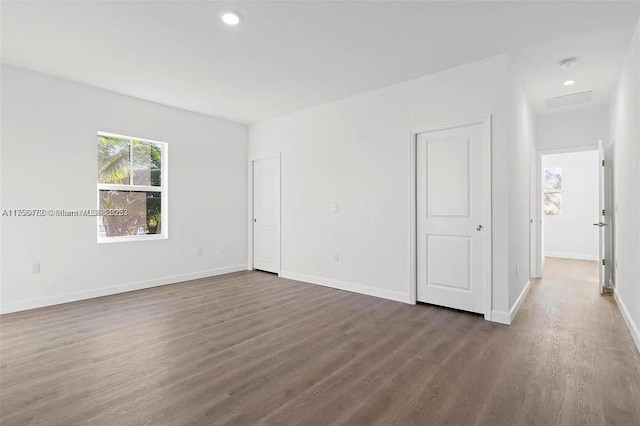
[{"left": 97, "top": 133, "right": 165, "bottom": 239}]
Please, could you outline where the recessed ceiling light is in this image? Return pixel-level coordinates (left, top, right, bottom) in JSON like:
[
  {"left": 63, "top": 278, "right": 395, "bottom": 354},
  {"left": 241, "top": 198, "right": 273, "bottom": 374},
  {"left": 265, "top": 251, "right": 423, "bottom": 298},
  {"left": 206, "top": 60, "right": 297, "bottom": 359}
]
[
  {"left": 220, "top": 11, "right": 242, "bottom": 26},
  {"left": 563, "top": 80, "right": 576, "bottom": 86}
]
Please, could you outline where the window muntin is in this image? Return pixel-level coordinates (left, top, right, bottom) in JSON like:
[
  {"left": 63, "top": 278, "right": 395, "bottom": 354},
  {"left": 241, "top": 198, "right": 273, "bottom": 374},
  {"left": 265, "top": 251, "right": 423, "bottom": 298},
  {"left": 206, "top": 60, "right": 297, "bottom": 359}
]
[{"left": 543, "top": 167, "right": 562, "bottom": 215}]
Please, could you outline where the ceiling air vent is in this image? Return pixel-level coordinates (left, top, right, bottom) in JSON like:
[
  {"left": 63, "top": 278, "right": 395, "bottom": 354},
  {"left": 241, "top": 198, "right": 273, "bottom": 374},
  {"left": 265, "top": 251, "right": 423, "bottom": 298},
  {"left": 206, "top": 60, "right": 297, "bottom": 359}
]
[{"left": 545, "top": 91, "right": 593, "bottom": 109}]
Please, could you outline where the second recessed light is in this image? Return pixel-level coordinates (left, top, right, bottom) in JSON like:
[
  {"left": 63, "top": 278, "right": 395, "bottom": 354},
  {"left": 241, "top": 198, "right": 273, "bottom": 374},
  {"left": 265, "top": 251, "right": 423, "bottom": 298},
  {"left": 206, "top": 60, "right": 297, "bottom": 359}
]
[
  {"left": 221, "top": 11, "right": 242, "bottom": 26},
  {"left": 563, "top": 80, "right": 576, "bottom": 86}
]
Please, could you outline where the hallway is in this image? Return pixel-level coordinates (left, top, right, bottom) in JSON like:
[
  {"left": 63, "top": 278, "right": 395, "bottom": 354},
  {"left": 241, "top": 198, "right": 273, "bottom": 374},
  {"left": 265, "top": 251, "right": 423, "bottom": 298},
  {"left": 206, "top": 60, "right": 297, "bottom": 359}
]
[
  {"left": 542, "top": 257, "right": 600, "bottom": 282},
  {"left": 502, "top": 257, "right": 640, "bottom": 424}
]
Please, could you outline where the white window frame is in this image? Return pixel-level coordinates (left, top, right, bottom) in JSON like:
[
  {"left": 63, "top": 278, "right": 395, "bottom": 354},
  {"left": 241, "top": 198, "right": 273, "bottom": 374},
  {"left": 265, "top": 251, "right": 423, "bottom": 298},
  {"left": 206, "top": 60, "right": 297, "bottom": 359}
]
[
  {"left": 97, "top": 131, "right": 168, "bottom": 243},
  {"left": 543, "top": 167, "right": 562, "bottom": 216}
]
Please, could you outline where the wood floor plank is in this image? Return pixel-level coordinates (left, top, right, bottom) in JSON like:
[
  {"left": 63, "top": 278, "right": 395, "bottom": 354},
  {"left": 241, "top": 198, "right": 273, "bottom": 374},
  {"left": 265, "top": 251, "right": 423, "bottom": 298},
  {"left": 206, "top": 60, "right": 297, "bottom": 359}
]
[{"left": 1, "top": 260, "right": 639, "bottom": 425}]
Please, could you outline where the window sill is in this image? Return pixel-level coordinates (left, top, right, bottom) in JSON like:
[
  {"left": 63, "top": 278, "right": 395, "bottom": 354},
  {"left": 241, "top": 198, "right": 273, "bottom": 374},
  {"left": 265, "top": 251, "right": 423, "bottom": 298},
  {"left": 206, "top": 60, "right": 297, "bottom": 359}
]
[{"left": 97, "top": 234, "right": 167, "bottom": 244}]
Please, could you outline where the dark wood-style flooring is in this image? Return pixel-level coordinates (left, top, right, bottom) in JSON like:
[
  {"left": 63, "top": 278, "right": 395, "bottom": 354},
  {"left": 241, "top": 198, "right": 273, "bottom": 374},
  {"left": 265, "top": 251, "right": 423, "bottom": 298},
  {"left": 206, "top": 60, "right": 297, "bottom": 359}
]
[{"left": 1, "top": 259, "right": 639, "bottom": 425}]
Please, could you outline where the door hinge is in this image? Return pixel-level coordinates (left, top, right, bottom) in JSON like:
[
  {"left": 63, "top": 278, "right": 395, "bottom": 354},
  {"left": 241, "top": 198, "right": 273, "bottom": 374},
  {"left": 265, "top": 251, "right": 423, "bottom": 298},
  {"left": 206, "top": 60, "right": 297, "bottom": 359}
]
[
  {"left": 602, "top": 209, "right": 605, "bottom": 216},
  {"left": 602, "top": 160, "right": 605, "bottom": 167},
  {"left": 602, "top": 259, "right": 606, "bottom": 266}
]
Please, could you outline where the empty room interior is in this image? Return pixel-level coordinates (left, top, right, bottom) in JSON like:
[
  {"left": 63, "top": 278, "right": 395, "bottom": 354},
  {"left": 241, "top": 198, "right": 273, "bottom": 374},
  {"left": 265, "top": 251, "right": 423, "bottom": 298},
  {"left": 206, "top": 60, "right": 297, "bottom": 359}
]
[{"left": 1, "top": 1, "right": 640, "bottom": 425}]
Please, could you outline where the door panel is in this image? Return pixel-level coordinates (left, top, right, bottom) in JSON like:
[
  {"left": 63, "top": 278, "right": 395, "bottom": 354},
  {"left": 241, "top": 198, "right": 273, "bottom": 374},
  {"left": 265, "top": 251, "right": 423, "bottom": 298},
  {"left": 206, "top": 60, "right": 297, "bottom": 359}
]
[
  {"left": 427, "top": 235, "right": 471, "bottom": 290},
  {"left": 253, "top": 157, "right": 280, "bottom": 273},
  {"left": 427, "top": 136, "right": 470, "bottom": 217},
  {"left": 417, "top": 123, "right": 488, "bottom": 314}
]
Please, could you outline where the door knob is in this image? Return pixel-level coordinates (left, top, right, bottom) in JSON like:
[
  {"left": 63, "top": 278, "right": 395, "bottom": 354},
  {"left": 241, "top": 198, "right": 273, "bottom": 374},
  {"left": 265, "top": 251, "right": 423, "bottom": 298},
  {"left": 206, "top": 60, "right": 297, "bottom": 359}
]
[
  {"left": 592, "top": 222, "right": 609, "bottom": 227},
  {"left": 476, "top": 225, "right": 483, "bottom": 231}
]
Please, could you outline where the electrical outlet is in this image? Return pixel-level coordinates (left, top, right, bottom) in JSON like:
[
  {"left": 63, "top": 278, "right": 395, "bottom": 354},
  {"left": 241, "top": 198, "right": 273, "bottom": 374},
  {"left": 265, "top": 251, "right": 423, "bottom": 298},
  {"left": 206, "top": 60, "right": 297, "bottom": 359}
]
[
  {"left": 334, "top": 253, "right": 340, "bottom": 262},
  {"left": 31, "top": 263, "right": 40, "bottom": 274},
  {"left": 197, "top": 247, "right": 204, "bottom": 255}
]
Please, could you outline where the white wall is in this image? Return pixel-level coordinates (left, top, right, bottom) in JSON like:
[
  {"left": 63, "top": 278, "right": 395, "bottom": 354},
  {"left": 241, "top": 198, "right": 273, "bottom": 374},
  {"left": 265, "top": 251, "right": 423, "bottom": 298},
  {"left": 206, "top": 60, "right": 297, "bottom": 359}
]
[
  {"left": 610, "top": 18, "right": 640, "bottom": 352},
  {"left": 537, "top": 106, "right": 609, "bottom": 151},
  {"left": 250, "top": 54, "right": 533, "bottom": 322},
  {"left": 0, "top": 65, "right": 249, "bottom": 313},
  {"left": 542, "top": 151, "right": 599, "bottom": 261},
  {"left": 508, "top": 68, "right": 536, "bottom": 312}
]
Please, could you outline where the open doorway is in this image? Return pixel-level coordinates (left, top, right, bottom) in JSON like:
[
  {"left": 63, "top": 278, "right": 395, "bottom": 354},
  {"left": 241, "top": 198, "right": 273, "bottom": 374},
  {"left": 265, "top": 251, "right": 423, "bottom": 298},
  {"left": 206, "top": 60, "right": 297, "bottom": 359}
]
[{"left": 539, "top": 150, "right": 600, "bottom": 283}]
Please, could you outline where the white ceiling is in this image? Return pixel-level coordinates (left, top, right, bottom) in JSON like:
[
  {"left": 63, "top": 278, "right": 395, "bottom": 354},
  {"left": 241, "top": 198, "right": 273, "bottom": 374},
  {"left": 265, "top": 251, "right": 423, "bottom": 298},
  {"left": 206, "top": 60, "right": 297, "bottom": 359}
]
[
  {"left": 513, "top": 23, "right": 637, "bottom": 115},
  {"left": 2, "top": 1, "right": 639, "bottom": 123}
]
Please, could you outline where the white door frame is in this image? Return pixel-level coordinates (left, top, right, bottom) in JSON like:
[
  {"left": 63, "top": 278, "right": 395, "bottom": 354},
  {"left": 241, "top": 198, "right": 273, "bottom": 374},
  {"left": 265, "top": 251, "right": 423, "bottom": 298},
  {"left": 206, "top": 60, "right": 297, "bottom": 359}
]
[
  {"left": 409, "top": 115, "right": 493, "bottom": 321},
  {"left": 248, "top": 153, "right": 281, "bottom": 274},
  {"left": 534, "top": 144, "right": 598, "bottom": 277},
  {"left": 530, "top": 152, "right": 540, "bottom": 278}
]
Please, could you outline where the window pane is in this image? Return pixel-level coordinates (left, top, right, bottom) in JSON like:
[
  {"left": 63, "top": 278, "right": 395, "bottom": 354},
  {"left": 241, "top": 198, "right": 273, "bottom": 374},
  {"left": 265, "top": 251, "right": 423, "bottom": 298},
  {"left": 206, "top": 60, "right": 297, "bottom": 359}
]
[
  {"left": 98, "top": 136, "right": 131, "bottom": 184},
  {"left": 544, "top": 192, "right": 561, "bottom": 215},
  {"left": 99, "top": 190, "right": 162, "bottom": 237},
  {"left": 132, "top": 140, "right": 162, "bottom": 186},
  {"left": 544, "top": 167, "right": 562, "bottom": 190}
]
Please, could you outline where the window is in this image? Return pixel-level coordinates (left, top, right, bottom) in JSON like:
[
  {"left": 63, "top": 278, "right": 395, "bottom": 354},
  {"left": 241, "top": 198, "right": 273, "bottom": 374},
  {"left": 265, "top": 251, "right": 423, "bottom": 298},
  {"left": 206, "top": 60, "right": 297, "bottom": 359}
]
[
  {"left": 97, "top": 132, "right": 167, "bottom": 242},
  {"left": 543, "top": 167, "right": 562, "bottom": 215}
]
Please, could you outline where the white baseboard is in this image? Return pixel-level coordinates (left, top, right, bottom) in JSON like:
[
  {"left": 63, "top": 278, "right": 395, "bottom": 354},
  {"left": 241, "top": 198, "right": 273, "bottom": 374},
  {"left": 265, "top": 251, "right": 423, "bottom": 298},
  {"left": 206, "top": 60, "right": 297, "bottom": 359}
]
[
  {"left": 280, "top": 271, "right": 411, "bottom": 304},
  {"left": 491, "top": 280, "right": 531, "bottom": 325},
  {"left": 490, "top": 310, "right": 510, "bottom": 325},
  {"left": 0, "top": 264, "right": 247, "bottom": 314},
  {"left": 614, "top": 291, "right": 640, "bottom": 354},
  {"left": 509, "top": 280, "right": 531, "bottom": 323},
  {"left": 544, "top": 252, "right": 599, "bottom": 261}
]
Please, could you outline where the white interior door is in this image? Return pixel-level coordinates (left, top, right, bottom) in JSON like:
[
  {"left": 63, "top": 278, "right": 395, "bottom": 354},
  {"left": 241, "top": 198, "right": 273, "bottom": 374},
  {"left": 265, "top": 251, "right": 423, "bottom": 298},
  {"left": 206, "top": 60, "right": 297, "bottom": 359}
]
[
  {"left": 416, "top": 122, "right": 489, "bottom": 314},
  {"left": 595, "top": 141, "right": 608, "bottom": 293},
  {"left": 253, "top": 157, "right": 280, "bottom": 273}
]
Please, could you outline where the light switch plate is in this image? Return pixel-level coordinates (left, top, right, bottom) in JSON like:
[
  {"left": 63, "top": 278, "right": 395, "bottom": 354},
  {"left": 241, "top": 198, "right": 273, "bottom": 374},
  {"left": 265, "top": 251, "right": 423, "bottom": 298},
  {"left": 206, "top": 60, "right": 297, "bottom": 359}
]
[{"left": 330, "top": 204, "right": 339, "bottom": 213}]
